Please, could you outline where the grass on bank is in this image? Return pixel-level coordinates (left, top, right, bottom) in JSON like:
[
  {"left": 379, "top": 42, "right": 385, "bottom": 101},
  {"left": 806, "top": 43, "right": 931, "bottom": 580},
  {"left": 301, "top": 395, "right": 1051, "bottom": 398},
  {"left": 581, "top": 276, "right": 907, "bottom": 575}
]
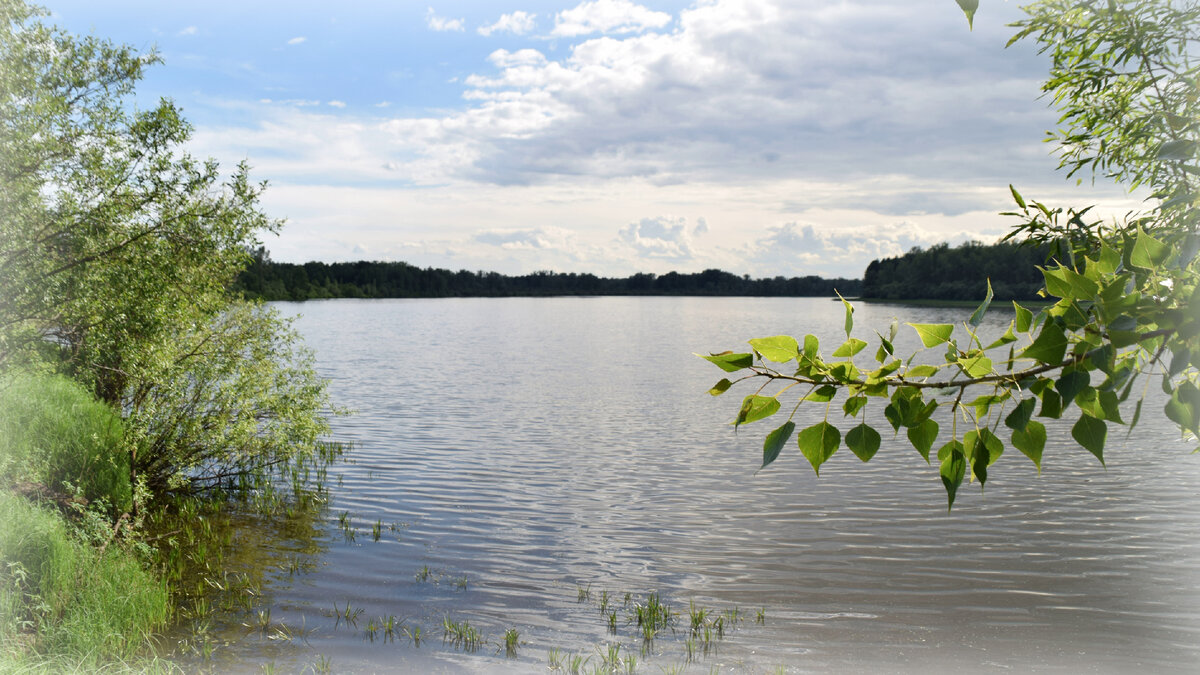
[
  {"left": 0, "top": 373, "right": 171, "bottom": 670},
  {"left": 0, "top": 373, "right": 131, "bottom": 512}
]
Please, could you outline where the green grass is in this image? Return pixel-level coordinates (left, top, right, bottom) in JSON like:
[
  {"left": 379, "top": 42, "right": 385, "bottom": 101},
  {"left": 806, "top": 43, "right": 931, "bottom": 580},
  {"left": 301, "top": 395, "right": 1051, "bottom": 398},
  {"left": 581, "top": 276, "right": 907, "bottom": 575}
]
[
  {"left": 0, "top": 373, "right": 131, "bottom": 512},
  {"left": 0, "top": 492, "right": 170, "bottom": 669},
  {"left": 0, "top": 373, "right": 170, "bottom": 671}
]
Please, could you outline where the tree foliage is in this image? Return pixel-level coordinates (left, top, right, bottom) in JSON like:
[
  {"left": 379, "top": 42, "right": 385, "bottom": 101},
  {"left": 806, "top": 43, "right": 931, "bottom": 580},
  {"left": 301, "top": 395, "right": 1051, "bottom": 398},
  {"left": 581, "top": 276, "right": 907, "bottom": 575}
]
[
  {"left": 863, "top": 240, "right": 1050, "bottom": 301},
  {"left": 0, "top": 0, "right": 331, "bottom": 494},
  {"left": 705, "top": 0, "right": 1200, "bottom": 507},
  {"left": 235, "top": 251, "right": 862, "bottom": 301}
]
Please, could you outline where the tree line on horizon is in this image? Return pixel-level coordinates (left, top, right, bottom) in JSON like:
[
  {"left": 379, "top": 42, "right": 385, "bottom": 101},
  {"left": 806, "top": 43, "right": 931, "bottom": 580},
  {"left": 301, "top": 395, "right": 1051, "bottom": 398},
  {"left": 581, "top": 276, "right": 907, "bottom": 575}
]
[{"left": 235, "top": 239, "right": 1047, "bottom": 302}]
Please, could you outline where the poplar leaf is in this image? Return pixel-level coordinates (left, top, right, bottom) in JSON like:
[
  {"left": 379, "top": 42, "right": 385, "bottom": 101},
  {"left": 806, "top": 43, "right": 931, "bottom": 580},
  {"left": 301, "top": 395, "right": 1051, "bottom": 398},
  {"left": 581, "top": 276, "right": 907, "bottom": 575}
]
[
  {"left": 1021, "top": 324, "right": 1068, "bottom": 365},
  {"left": 762, "top": 421, "right": 795, "bottom": 469},
  {"left": 839, "top": 292, "right": 854, "bottom": 337},
  {"left": 1130, "top": 228, "right": 1170, "bottom": 269},
  {"left": 735, "top": 395, "right": 780, "bottom": 427},
  {"left": 1055, "top": 370, "right": 1090, "bottom": 408},
  {"left": 832, "top": 338, "right": 868, "bottom": 358},
  {"left": 909, "top": 323, "right": 954, "bottom": 347},
  {"left": 806, "top": 385, "right": 837, "bottom": 402},
  {"left": 748, "top": 336, "right": 800, "bottom": 363},
  {"left": 1004, "top": 397, "right": 1037, "bottom": 432},
  {"left": 968, "top": 279, "right": 994, "bottom": 327},
  {"left": 1013, "top": 302, "right": 1034, "bottom": 333},
  {"left": 938, "top": 440, "right": 967, "bottom": 510},
  {"left": 905, "top": 364, "right": 939, "bottom": 379},
  {"left": 846, "top": 423, "right": 881, "bottom": 462},
  {"left": 985, "top": 324, "right": 1017, "bottom": 350},
  {"left": 1012, "top": 420, "right": 1046, "bottom": 473},
  {"left": 797, "top": 422, "right": 840, "bottom": 475},
  {"left": 1071, "top": 414, "right": 1107, "bottom": 465},
  {"left": 842, "top": 395, "right": 868, "bottom": 417},
  {"left": 906, "top": 419, "right": 939, "bottom": 463},
  {"left": 702, "top": 351, "right": 754, "bottom": 372},
  {"left": 707, "top": 379, "right": 733, "bottom": 396},
  {"left": 959, "top": 354, "right": 993, "bottom": 378}
]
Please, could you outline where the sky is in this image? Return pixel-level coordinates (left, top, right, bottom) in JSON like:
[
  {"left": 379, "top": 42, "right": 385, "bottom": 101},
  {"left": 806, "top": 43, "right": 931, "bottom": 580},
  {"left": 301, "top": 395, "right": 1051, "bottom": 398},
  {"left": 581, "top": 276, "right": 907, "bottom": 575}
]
[{"left": 42, "top": 0, "right": 1143, "bottom": 278}]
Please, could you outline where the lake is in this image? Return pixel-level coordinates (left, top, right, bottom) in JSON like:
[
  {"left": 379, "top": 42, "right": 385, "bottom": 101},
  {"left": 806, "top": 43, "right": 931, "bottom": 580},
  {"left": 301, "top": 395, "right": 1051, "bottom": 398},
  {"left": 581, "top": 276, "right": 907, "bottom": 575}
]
[{"left": 217, "top": 296, "right": 1200, "bottom": 673}]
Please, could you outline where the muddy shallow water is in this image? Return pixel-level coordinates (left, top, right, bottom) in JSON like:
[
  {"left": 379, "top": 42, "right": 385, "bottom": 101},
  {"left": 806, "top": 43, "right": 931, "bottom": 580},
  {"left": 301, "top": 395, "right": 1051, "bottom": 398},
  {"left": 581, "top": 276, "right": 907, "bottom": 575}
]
[{"left": 205, "top": 297, "right": 1200, "bottom": 673}]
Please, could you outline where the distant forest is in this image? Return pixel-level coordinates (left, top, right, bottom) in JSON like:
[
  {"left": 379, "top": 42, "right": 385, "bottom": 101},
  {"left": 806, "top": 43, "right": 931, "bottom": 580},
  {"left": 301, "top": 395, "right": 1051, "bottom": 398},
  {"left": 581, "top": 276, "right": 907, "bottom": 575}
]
[
  {"left": 235, "top": 239, "right": 1049, "bottom": 302},
  {"left": 234, "top": 250, "right": 862, "bottom": 300},
  {"left": 861, "top": 240, "right": 1050, "bottom": 301}
]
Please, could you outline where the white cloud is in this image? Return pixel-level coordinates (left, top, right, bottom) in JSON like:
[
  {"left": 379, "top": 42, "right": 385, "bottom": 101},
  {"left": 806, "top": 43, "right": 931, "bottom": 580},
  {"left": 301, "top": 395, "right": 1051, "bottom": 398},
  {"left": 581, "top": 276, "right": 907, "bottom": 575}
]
[
  {"left": 328, "top": 100, "right": 347, "bottom": 108},
  {"left": 426, "top": 7, "right": 465, "bottom": 32},
  {"left": 178, "top": 25, "right": 197, "bottom": 36},
  {"left": 187, "top": 0, "right": 1146, "bottom": 277},
  {"left": 479, "top": 11, "right": 537, "bottom": 37},
  {"left": 287, "top": 36, "right": 306, "bottom": 45},
  {"left": 618, "top": 216, "right": 706, "bottom": 260},
  {"left": 475, "top": 226, "right": 575, "bottom": 252},
  {"left": 552, "top": 0, "right": 671, "bottom": 37},
  {"left": 743, "top": 221, "right": 975, "bottom": 278},
  {"left": 374, "top": 101, "right": 392, "bottom": 108}
]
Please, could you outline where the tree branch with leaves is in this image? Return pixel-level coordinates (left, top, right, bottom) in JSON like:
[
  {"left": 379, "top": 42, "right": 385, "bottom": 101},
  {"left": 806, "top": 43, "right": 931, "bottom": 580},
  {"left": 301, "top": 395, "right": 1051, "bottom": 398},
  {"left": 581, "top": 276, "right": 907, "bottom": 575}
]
[{"left": 704, "top": 0, "right": 1200, "bottom": 508}]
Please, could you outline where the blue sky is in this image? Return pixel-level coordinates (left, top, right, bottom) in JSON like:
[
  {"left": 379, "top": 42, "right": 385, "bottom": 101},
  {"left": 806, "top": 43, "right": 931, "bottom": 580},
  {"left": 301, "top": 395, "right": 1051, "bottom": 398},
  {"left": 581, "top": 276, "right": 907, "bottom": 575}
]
[{"left": 43, "top": 0, "right": 1140, "bottom": 277}]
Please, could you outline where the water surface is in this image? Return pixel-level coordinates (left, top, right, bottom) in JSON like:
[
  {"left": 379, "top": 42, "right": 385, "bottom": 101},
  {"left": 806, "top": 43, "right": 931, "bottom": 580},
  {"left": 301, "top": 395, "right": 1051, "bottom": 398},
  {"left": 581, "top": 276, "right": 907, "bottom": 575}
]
[{"left": 229, "top": 297, "right": 1200, "bottom": 673}]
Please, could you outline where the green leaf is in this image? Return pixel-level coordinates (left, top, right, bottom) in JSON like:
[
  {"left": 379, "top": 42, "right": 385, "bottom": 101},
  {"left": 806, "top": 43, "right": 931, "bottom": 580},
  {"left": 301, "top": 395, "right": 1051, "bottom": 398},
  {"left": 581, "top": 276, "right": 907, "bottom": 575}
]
[
  {"left": 959, "top": 353, "right": 993, "bottom": 378},
  {"left": 708, "top": 378, "right": 733, "bottom": 396},
  {"left": 966, "top": 428, "right": 1004, "bottom": 466},
  {"left": 969, "top": 393, "right": 1007, "bottom": 418},
  {"left": 1021, "top": 324, "right": 1068, "bottom": 365},
  {"left": 1156, "top": 139, "right": 1198, "bottom": 161},
  {"left": 1164, "top": 381, "right": 1200, "bottom": 436},
  {"left": 748, "top": 336, "right": 800, "bottom": 363},
  {"left": 1039, "top": 389, "right": 1063, "bottom": 419},
  {"left": 1129, "top": 228, "right": 1171, "bottom": 269},
  {"left": 984, "top": 323, "right": 1017, "bottom": 350},
  {"left": 846, "top": 423, "right": 881, "bottom": 462},
  {"left": 1071, "top": 414, "right": 1107, "bottom": 465},
  {"left": 806, "top": 385, "right": 837, "bottom": 402},
  {"left": 938, "top": 440, "right": 966, "bottom": 510},
  {"left": 761, "top": 421, "right": 795, "bottom": 470},
  {"left": 955, "top": 0, "right": 978, "bottom": 30},
  {"left": 1012, "top": 420, "right": 1046, "bottom": 473},
  {"left": 905, "top": 364, "right": 940, "bottom": 379},
  {"left": 803, "top": 335, "right": 819, "bottom": 360},
  {"left": 1055, "top": 370, "right": 1089, "bottom": 408},
  {"left": 842, "top": 395, "right": 868, "bottom": 417},
  {"left": 1013, "top": 302, "right": 1034, "bottom": 333},
  {"left": 702, "top": 351, "right": 754, "bottom": 372},
  {"left": 839, "top": 292, "right": 854, "bottom": 337},
  {"left": 832, "top": 338, "right": 868, "bottom": 358},
  {"left": 909, "top": 323, "right": 954, "bottom": 348},
  {"left": 1042, "top": 266, "right": 1099, "bottom": 301},
  {"left": 735, "top": 395, "right": 780, "bottom": 427},
  {"left": 1004, "top": 397, "right": 1037, "bottom": 432},
  {"left": 797, "top": 422, "right": 841, "bottom": 475},
  {"left": 1078, "top": 389, "right": 1125, "bottom": 424},
  {"left": 1009, "top": 184, "right": 1026, "bottom": 209},
  {"left": 1095, "top": 241, "right": 1121, "bottom": 276},
  {"left": 968, "top": 279, "right": 994, "bottom": 327},
  {"left": 906, "top": 419, "right": 939, "bottom": 463},
  {"left": 884, "top": 403, "right": 902, "bottom": 432}
]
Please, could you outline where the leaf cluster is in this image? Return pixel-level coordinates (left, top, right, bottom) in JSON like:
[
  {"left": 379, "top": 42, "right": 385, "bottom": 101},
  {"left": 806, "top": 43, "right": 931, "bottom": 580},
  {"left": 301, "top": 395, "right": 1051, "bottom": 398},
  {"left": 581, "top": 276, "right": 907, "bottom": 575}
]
[
  {"left": 706, "top": 0, "right": 1200, "bottom": 508},
  {"left": 0, "top": 0, "right": 332, "bottom": 495}
]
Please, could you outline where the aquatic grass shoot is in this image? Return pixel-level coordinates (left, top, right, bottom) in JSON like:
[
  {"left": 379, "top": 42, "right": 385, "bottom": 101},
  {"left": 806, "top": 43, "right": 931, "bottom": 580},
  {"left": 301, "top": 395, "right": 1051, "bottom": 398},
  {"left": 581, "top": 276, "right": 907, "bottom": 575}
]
[
  {"left": 442, "top": 616, "right": 483, "bottom": 652},
  {"left": 503, "top": 627, "right": 520, "bottom": 657}
]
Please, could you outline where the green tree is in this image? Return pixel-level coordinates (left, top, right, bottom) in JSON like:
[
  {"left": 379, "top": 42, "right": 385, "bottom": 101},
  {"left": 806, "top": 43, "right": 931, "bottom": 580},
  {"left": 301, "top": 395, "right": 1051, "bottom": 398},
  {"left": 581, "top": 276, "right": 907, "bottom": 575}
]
[
  {"left": 0, "top": 0, "right": 330, "bottom": 495},
  {"left": 705, "top": 0, "right": 1200, "bottom": 507}
]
